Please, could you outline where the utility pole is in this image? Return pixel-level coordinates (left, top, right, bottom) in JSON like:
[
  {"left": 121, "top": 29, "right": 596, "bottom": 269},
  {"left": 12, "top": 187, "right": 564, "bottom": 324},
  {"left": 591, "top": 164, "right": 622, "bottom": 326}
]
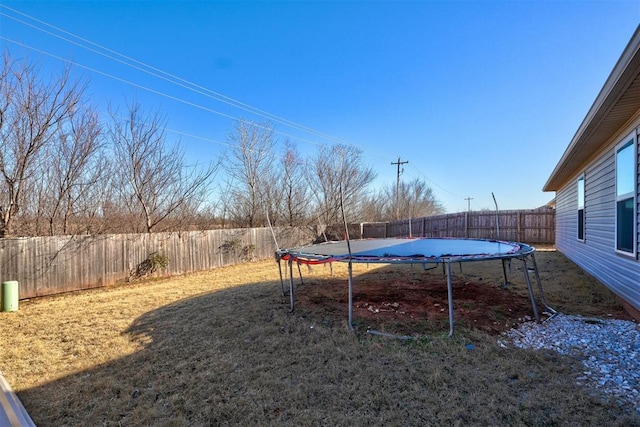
[
  {"left": 465, "top": 197, "right": 473, "bottom": 212},
  {"left": 391, "top": 157, "right": 409, "bottom": 220}
]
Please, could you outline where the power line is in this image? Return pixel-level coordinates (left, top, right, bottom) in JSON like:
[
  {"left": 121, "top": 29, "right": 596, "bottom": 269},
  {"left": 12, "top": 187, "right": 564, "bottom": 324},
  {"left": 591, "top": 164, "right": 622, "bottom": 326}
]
[
  {"left": 161, "top": 127, "right": 229, "bottom": 148},
  {"left": 0, "top": 36, "right": 328, "bottom": 149},
  {"left": 0, "top": 5, "right": 350, "bottom": 146},
  {"left": 405, "top": 163, "right": 458, "bottom": 198}
]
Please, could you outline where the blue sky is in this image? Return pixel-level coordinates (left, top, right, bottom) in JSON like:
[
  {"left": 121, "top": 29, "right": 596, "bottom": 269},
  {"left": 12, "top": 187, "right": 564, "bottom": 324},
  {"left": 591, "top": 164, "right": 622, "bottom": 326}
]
[{"left": 1, "top": 0, "right": 639, "bottom": 213}]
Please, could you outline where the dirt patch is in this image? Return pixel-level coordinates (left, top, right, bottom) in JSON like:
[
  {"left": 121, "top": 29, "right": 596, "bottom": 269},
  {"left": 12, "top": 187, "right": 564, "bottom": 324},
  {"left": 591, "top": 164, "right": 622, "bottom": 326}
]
[
  {"left": 293, "top": 251, "right": 633, "bottom": 335},
  {"left": 297, "top": 271, "right": 541, "bottom": 335}
]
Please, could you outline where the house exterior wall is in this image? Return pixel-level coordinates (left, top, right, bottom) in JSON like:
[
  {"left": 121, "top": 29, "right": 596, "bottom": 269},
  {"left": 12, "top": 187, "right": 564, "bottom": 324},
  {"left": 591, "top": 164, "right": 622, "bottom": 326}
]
[{"left": 555, "top": 119, "right": 640, "bottom": 312}]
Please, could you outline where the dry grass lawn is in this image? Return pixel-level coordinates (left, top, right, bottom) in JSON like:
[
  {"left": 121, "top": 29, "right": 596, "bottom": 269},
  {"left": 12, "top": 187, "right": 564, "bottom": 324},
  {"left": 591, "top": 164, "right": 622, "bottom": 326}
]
[{"left": 1, "top": 249, "right": 638, "bottom": 426}]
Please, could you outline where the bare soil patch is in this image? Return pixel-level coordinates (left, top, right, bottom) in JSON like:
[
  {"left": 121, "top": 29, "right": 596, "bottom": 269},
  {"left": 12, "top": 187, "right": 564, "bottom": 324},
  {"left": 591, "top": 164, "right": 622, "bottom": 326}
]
[
  {"left": 294, "top": 249, "right": 632, "bottom": 335},
  {"left": 297, "top": 269, "right": 538, "bottom": 335}
]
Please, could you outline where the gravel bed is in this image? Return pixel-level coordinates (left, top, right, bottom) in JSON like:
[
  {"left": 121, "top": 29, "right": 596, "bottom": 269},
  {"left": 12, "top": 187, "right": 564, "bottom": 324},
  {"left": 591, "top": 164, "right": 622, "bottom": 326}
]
[{"left": 500, "top": 313, "right": 640, "bottom": 412}]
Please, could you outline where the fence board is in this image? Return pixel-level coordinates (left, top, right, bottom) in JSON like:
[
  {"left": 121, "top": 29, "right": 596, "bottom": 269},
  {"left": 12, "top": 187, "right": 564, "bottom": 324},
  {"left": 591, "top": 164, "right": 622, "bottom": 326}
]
[
  {"left": 361, "top": 208, "right": 555, "bottom": 244},
  {"left": 0, "top": 227, "right": 313, "bottom": 300}
]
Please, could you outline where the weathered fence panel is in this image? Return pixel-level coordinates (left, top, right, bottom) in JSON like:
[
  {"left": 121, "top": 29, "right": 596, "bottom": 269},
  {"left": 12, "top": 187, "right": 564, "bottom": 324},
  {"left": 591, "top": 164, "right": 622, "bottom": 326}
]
[
  {"left": 0, "top": 210, "right": 554, "bottom": 301},
  {"left": 361, "top": 208, "right": 555, "bottom": 244},
  {"left": 0, "top": 227, "right": 313, "bottom": 300}
]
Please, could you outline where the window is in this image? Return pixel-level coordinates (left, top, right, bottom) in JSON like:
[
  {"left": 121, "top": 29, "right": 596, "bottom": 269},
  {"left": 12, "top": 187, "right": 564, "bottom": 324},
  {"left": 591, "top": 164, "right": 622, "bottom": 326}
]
[
  {"left": 615, "top": 135, "right": 636, "bottom": 254},
  {"left": 577, "top": 176, "right": 585, "bottom": 241}
]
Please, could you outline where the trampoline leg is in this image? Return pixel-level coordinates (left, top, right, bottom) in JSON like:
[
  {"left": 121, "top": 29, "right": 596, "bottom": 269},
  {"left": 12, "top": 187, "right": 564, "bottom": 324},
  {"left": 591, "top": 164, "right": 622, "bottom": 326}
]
[
  {"left": 529, "top": 253, "right": 557, "bottom": 315},
  {"left": 501, "top": 259, "right": 509, "bottom": 287},
  {"left": 521, "top": 258, "right": 540, "bottom": 322},
  {"left": 278, "top": 258, "right": 286, "bottom": 297},
  {"left": 297, "top": 261, "right": 305, "bottom": 285},
  {"left": 348, "top": 260, "right": 355, "bottom": 331},
  {"left": 446, "top": 262, "right": 454, "bottom": 337},
  {"left": 288, "top": 259, "right": 295, "bottom": 312}
]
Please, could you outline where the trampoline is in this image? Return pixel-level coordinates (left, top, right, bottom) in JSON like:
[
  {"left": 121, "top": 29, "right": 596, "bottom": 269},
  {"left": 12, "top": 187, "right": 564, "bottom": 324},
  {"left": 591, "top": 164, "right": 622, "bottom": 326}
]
[{"left": 275, "top": 237, "right": 556, "bottom": 336}]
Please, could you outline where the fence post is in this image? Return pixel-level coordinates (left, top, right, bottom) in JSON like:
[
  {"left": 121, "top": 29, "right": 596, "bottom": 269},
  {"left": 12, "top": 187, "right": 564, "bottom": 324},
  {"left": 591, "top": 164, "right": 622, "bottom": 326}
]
[{"left": 464, "top": 211, "right": 469, "bottom": 238}]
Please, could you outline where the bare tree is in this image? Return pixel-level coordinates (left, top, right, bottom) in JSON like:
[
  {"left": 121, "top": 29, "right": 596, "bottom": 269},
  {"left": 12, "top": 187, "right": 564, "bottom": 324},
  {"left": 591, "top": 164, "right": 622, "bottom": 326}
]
[
  {"left": 36, "top": 106, "right": 107, "bottom": 235},
  {"left": 367, "top": 177, "right": 444, "bottom": 221},
  {"left": 0, "top": 51, "right": 83, "bottom": 237},
  {"left": 278, "top": 141, "right": 309, "bottom": 226},
  {"left": 69, "top": 154, "right": 114, "bottom": 234},
  {"left": 215, "top": 181, "right": 234, "bottom": 229},
  {"left": 358, "top": 191, "right": 386, "bottom": 223},
  {"left": 308, "top": 144, "right": 376, "bottom": 229},
  {"left": 223, "top": 120, "right": 275, "bottom": 227},
  {"left": 396, "top": 178, "right": 444, "bottom": 219},
  {"left": 109, "top": 102, "right": 219, "bottom": 233}
]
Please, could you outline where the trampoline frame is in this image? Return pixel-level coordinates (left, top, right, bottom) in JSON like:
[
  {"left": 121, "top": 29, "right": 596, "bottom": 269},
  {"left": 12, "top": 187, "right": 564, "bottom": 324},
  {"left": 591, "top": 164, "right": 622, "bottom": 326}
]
[{"left": 275, "top": 237, "right": 556, "bottom": 336}]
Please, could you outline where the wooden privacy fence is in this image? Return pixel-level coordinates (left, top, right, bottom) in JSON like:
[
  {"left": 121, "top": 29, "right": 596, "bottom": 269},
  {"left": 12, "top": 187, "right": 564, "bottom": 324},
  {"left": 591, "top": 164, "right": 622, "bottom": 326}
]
[
  {"left": 0, "top": 211, "right": 554, "bottom": 301},
  {"left": 360, "top": 208, "right": 555, "bottom": 244},
  {"left": 0, "top": 227, "right": 313, "bottom": 300}
]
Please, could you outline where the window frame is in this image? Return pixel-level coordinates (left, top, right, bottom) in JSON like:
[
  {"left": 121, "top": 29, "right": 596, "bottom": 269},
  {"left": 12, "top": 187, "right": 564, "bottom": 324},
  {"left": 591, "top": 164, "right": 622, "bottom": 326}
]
[
  {"left": 577, "top": 175, "right": 585, "bottom": 242},
  {"left": 614, "top": 132, "right": 637, "bottom": 256}
]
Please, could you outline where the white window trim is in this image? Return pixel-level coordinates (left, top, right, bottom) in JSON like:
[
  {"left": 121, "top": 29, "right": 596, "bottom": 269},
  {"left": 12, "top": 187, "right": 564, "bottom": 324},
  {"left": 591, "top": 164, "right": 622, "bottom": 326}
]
[
  {"left": 577, "top": 174, "right": 585, "bottom": 242},
  {"left": 614, "top": 131, "right": 637, "bottom": 257}
]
